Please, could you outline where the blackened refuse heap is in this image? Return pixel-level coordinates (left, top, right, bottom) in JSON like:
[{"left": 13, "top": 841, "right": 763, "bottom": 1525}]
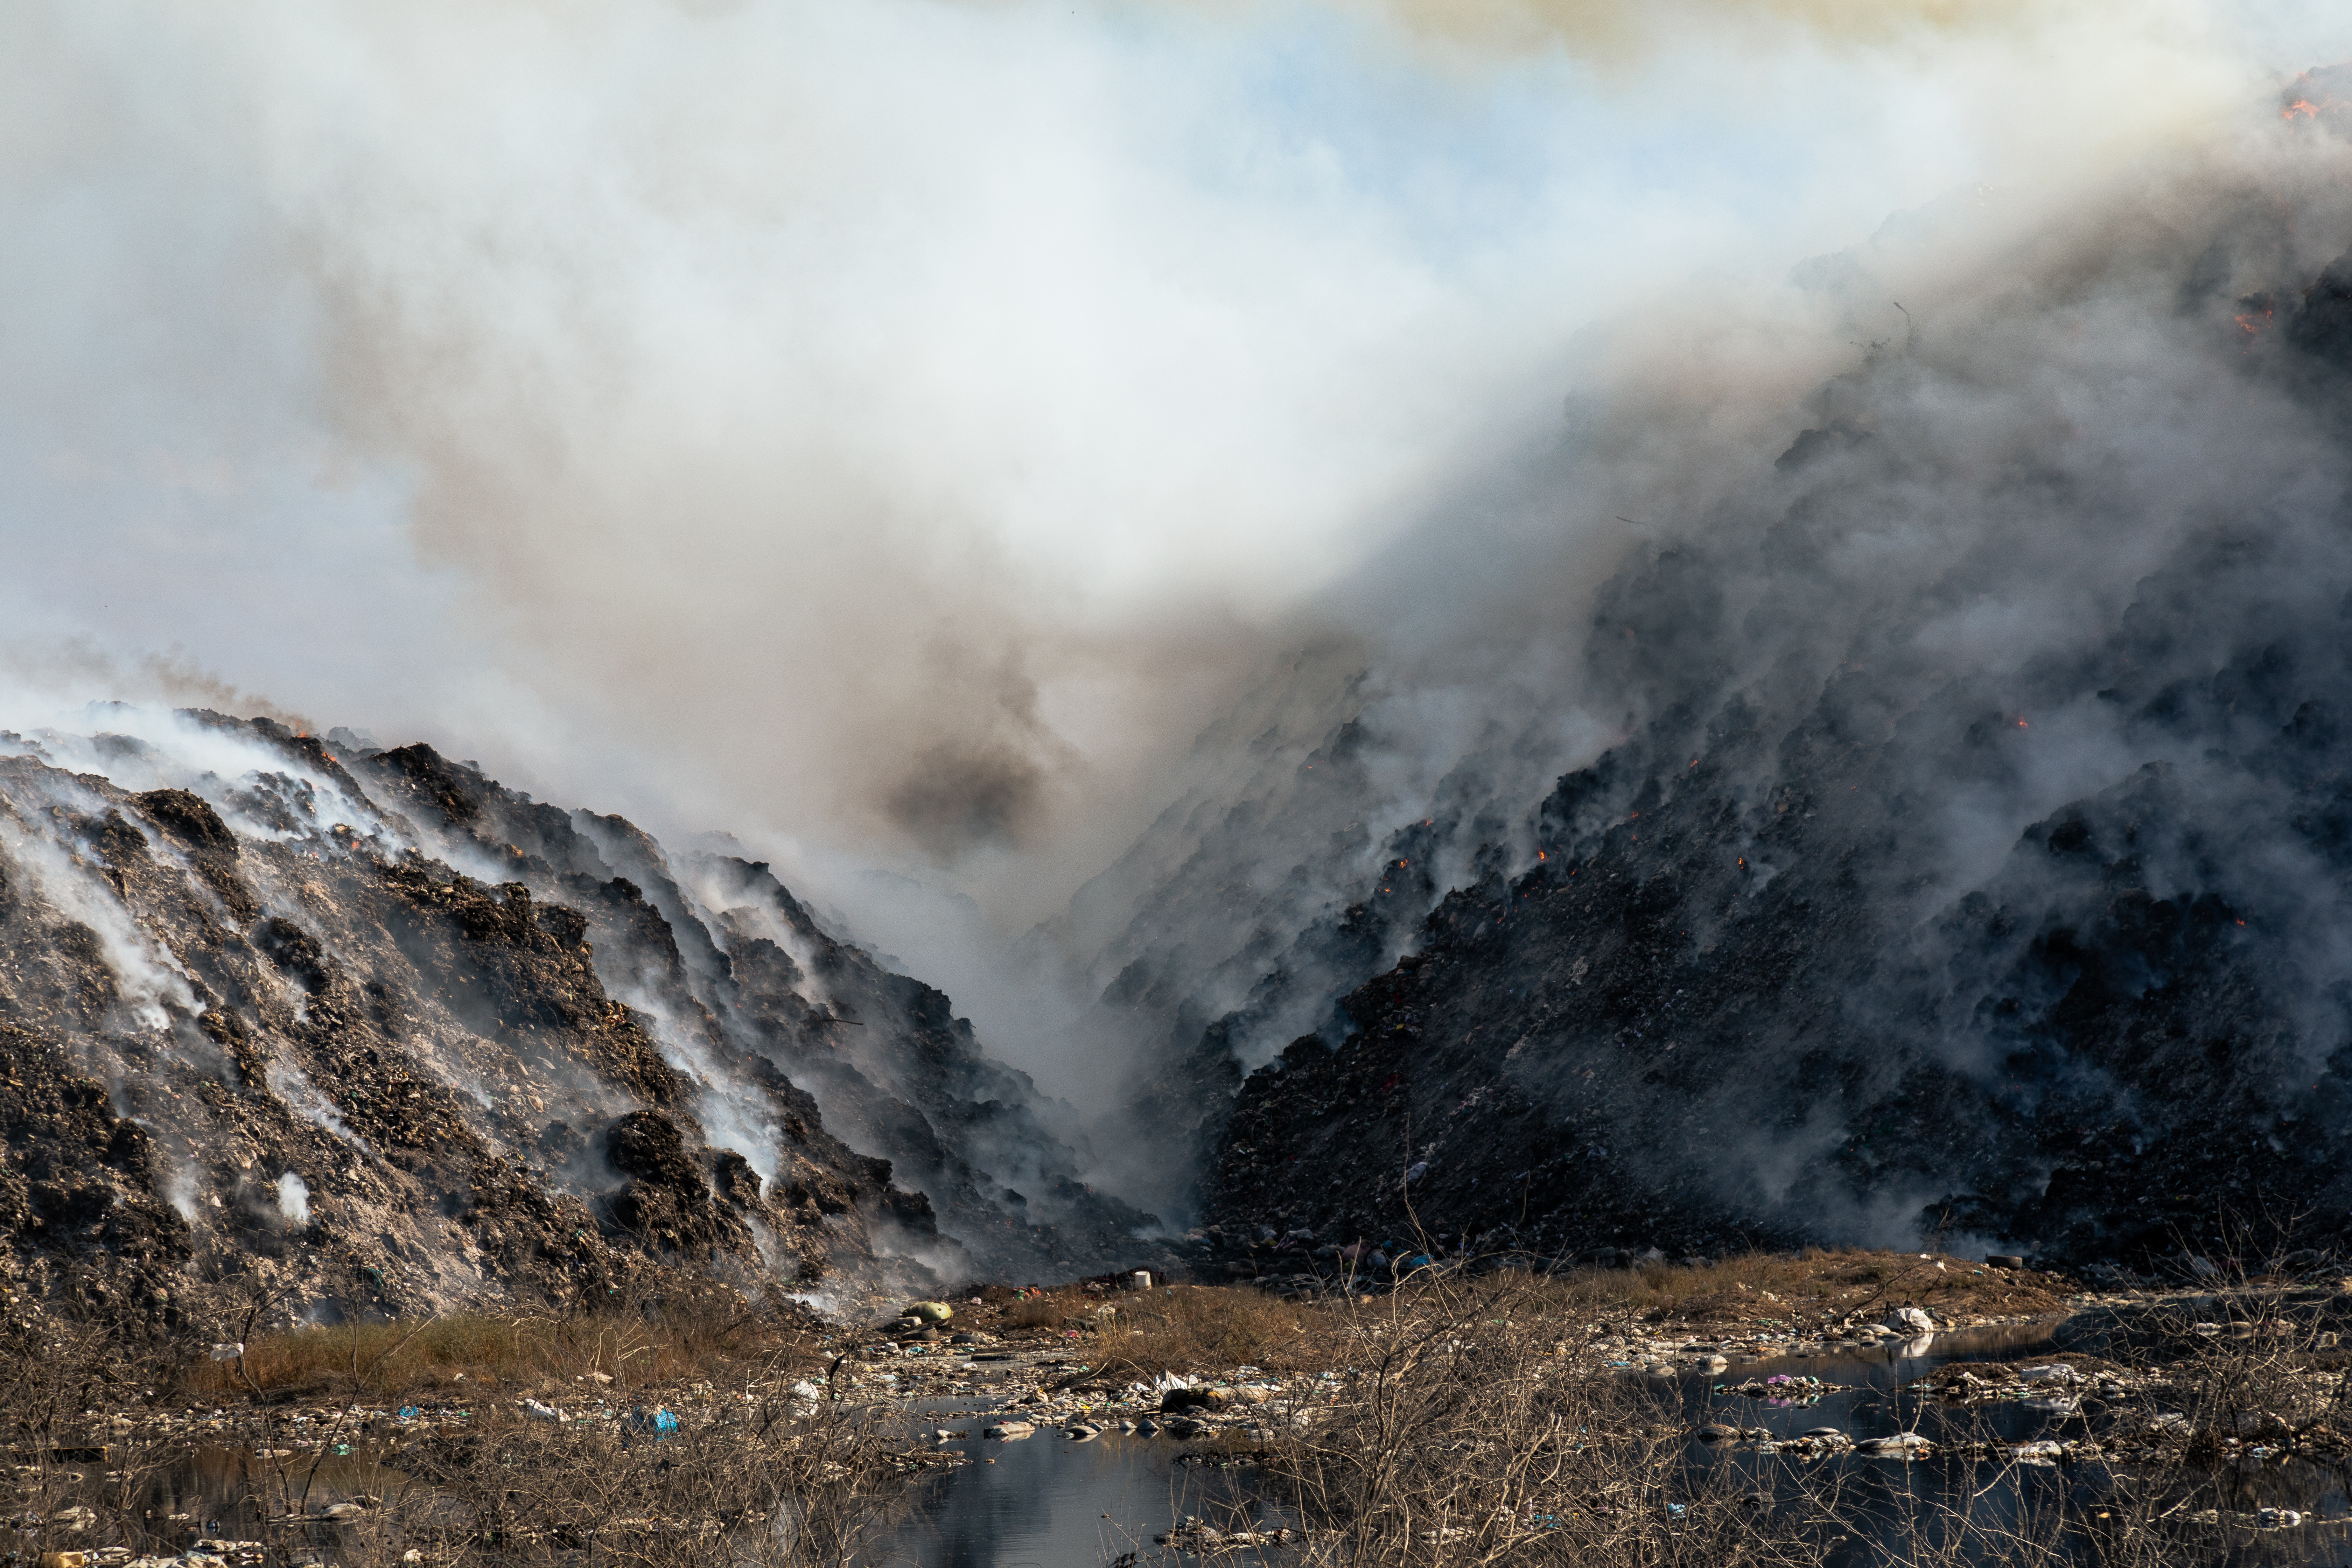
[{"left": 1178, "top": 161, "right": 2352, "bottom": 1276}]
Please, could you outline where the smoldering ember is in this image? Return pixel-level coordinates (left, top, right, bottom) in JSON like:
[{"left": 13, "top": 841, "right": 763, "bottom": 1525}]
[{"left": 22, "top": 24, "right": 2352, "bottom": 1568}]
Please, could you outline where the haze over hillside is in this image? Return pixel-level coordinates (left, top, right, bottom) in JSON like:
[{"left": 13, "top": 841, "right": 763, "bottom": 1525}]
[{"left": 9, "top": 3, "right": 2352, "bottom": 1314}]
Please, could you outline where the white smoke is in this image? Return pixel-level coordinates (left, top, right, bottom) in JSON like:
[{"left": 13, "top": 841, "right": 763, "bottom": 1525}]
[
  {"left": 275, "top": 1171, "right": 311, "bottom": 1226},
  {"left": 265, "top": 1052, "right": 371, "bottom": 1156},
  {"left": 0, "top": 0, "right": 2323, "bottom": 893},
  {"left": 0, "top": 778, "right": 199, "bottom": 1032},
  {"left": 164, "top": 1161, "right": 201, "bottom": 1225}
]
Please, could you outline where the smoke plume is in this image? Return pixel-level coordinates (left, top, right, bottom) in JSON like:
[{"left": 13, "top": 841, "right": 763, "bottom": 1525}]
[{"left": 7, "top": 0, "right": 2352, "bottom": 1230}]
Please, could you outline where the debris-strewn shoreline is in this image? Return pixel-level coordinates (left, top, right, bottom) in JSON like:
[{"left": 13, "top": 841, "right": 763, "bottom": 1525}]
[{"left": 10, "top": 1250, "right": 2352, "bottom": 1567}]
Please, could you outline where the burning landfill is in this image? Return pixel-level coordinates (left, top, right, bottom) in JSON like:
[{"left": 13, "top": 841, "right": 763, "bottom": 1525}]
[
  {"left": 22, "top": 39, "right": 2352, "bottom": 1568},
  {"left": 12, "top": 65, "right": 2352, "bottom": 1340},
  {"left": 0, "top": 710, "right": 1167, "bottom": 1335}
]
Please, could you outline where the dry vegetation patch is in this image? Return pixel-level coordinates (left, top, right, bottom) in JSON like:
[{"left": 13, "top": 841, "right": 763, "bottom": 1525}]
[
  {"left": 1524, "top": 1248, "right": 2076, "bottom": 1329},
  {"left": 178, "top": 1303, "right": 823, "bottom": 1404},
  {"left": 960, "top": 1248, "right": 2078, "bottom": 1389},
  {"left": 2, "top": 1303, "right": 915, "bottom": 1568}
]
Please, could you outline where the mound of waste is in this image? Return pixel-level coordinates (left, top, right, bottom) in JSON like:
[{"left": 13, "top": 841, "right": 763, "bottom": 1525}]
[{"left": 0, "top": 710, "right": 1162, "bottom": 1332}]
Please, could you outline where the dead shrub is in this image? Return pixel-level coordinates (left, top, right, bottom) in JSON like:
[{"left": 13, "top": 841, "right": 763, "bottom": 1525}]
[
  {"left": 1088, "top": 1284, "right": 1333, "bottom": 1378},
  {"left": 1261, "top": 1274, "right": 1823, "bottom": 1567},
  {"left": 1000, "top": 1289, "right": 1087, "bottom": 1330},
  {"left": 386, "top": 1372, "right": 910, "bottom": 1568}
]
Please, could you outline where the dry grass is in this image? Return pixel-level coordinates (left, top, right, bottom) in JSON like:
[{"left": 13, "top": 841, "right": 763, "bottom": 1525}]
[
  {"left": 985, "top": 1282, "right": 1338, "bottom": 1374},
  {"left": 999, "top": 1290, "right": 1086, "bottom": 1330},
  {"left": 976, "top": 1247, "right": 2072, "bottom": 1387},
  {"left": 1469, "top": 1248, "right": 2075, "bottom": 1330},
  {"left": 1095, "top": 1285, "right": 1334, "bottom": 1377},
  {"left": 1234, "top": 1258, "right": 2352, "bottom": 1567},
  {"left": 378, "top": 1375, "right": 915, "bottom": 1568},
  {"left": 8, "top": 1248, "right": 2337, "bottom": 1568},
  {"left": 1257, "top": 1274, "right": 1825, "bottom": 1567},
  {"left": 179, "top": 1303, "right": 820, "bottom": 1402}
]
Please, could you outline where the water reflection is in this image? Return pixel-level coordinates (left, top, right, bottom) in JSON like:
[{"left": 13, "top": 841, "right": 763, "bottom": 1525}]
[
  {"left": 1681, "top": 1322, "right": 2352, "bottom": 1566},
  {"left": 881, "top": 1399, "right": 1291, "bottom": 1568}
]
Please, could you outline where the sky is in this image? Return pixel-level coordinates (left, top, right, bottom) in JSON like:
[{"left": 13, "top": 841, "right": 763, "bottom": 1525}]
[{"left": 4, "top": 0, "right": 2350, "bottom": 952}]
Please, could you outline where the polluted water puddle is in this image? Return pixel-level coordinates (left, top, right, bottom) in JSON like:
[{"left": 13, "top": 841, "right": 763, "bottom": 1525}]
[
  {"left": 881, "top": 1398, "right": 1298, "bottom": 1568},
  {"left": 1675, "top": 1323, "right": 2352, "bottom": 1563}
]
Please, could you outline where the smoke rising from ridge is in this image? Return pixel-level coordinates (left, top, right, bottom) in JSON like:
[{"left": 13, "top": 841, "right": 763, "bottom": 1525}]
[
  {"left": 5, "top": 3, "right": 2311, "bottom": 861},
  {"left": 8, "top": 0, "right": 2352, "bottom": 1230}
]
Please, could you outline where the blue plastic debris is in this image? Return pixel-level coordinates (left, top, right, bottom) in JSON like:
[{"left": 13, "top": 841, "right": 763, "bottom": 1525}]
[
  {"left": 624, "top": 1405, "right": 680, "bottom": 1438},
  {"left": 398, "top": 1406, "right": 419, "bottom": 1421}
]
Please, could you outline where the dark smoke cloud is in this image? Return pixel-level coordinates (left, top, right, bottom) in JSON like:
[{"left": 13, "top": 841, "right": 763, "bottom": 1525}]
[
  {"left": 887, "top": 741, "right": 1051, "bottom": 859},
  {"left": 879, "top": 643, "right": 1074, "bottom": 859}
]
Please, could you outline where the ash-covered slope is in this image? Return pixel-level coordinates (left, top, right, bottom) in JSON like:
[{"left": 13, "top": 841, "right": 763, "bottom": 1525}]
[
  {"left": 0, "top": 711, "right": 1155, "bottom": 1332},
  {"left": 1142, "top": 116, "right": 2352, "bottom": 1270}
]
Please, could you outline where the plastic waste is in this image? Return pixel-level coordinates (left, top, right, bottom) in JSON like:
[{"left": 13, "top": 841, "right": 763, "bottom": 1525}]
[{"left": 623, "top": 1405, "right": 680, "bottom": 1437}]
